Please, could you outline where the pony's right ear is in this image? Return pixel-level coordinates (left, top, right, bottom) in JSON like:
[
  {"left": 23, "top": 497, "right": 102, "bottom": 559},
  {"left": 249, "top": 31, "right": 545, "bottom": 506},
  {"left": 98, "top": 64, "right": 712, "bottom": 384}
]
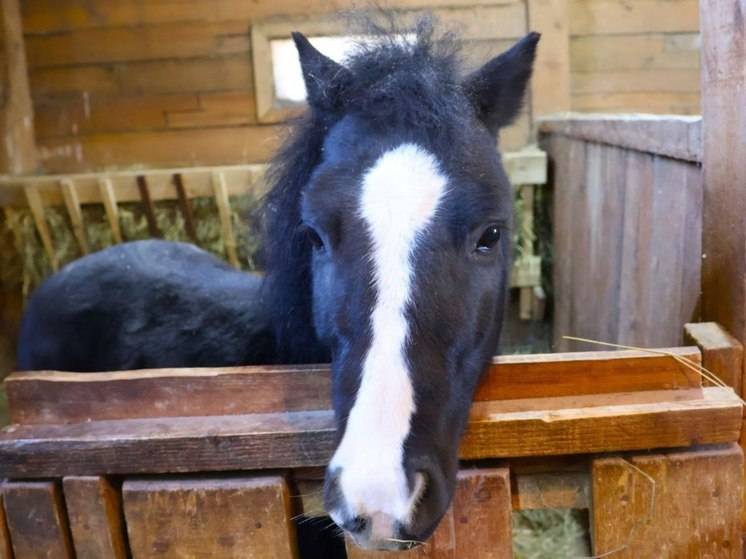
[
  {"left": 462, "top": 32, "right": 540, "bottom": 134},
  {"left": 292, "top": 32, "right": 352, "bottom": 113}
]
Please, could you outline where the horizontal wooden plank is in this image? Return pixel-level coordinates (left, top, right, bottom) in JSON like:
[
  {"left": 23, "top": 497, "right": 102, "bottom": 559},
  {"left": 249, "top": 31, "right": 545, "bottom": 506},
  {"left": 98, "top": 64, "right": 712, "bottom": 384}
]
[
  {"left": 571, "top": 92, "right": 701, "bottom": 115},
  {"left": 21, "top": 0, "right": 521, "bottom": 33},
  {"left": 0, "top": 146, "right": 544, "bottom": 207},
  {"left": 569, "top": 0, "right": 700, "bottom": 36},
  {"left": 571, "top": 33, "right": 700, "bottom": 73},
  {"left": 30, "top": 54, "right": 253, "bottom": 97},
  {"left": 572, "top": 68, "right": 701, "bottom": 94},
  {"left": 36, "top": 125, "right": 287, "bottom": 173},
  {"left": 0, "top": 387, "right": 739, "bottom": 477},
  {"left": 26, "top": 21, "right": 251, "bottom": 68},
  {"left": 165, "top": 92, "right": 257, "bottom": 129},
  {"left": 6, "top": 348, "right": 701, "bottom": 425},
  {"left": 34, "top": 94, "right": 202, "bottom": 138},
  {"left": 539, "top": 114, "right": 702, "bottom": 162}
]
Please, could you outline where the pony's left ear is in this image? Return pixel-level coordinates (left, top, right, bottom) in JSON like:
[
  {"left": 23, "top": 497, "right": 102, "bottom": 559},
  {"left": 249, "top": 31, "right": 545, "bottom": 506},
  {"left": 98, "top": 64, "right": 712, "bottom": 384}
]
[
  {"left": 462, "top": 32, "right": 540, "bottom": 134},
  {"left": 292, "top": 32, "right": 352, "bottom": 113}
]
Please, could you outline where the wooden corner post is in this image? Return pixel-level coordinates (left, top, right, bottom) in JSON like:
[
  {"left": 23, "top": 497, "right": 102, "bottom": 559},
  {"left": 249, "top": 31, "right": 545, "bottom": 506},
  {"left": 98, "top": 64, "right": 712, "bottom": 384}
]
[{"left": 700, "top": 1, "right": 746, "bottom": 361}]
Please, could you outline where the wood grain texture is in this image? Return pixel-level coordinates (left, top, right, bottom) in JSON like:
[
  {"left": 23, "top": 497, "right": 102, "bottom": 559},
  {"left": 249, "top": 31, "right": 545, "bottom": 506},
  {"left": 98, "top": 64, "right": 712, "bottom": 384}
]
[
  {"left": 0, "top": 0, "right": 38, "bottom": 174},
  {"left": 700, "top": 0, "right": 746, "bottom": 356},
  {"left": 63, "top": 476, "right": 127, "bottom": 559},
  {"left": 123, "top": 475, "right": 298, "bottom": 559},
  {"left": 3, "top": 481, "right": 74, "bottom": 559},
  {"left": 539, "top": 114, "right": 702, "bottom": 162},
  {"left": 685, "top": 322, "right": 744, "bottom": 394},
  {"left": 0, "top": 484, "right": 11, "bottom": 559},
  {"left": 527, "top": 0, "right": 570, "bottom": 117},
  {"left": 592, "top": 445, "right": 743, "bottom": 558},
  {"left": 541, "top": 125, "right": 703, "bottom": 350},
  {"left": 512, "top": 471, "right": 589, "bottom": 510},
  {"left": 346, "top": 469, "right": 512, "bottom": 559},
  {"left": 6, "top": 349, "right": 701, "bottom": 425},
  {"left": 0, "top": 387, "right": 740, "bottom": 478},
  {"left": 569, "top": 0, "right": 699, "bottom": 35}
]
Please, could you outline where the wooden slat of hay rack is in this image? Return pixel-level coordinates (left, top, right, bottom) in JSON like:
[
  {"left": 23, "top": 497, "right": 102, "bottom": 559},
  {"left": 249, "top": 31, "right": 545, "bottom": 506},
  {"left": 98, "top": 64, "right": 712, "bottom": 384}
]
[
  {"left": 2, "top": 326, "right": 744, "bottom": 558},
  {"left": 0, "top": 147, "right": 548, "bottom": 303}
]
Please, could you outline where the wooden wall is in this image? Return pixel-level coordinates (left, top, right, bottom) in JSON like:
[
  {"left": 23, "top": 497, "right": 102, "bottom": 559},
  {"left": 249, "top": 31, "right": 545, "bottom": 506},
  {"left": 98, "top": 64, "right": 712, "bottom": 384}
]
[
  {"left": 7, "top": 0, "right": 700, "bottom": 175},
  {"left": 541, "top": 116, "right": 703, "bottom": 350},
  {"left": 569, "top": 0, "right": 701, "bottom": 114}
]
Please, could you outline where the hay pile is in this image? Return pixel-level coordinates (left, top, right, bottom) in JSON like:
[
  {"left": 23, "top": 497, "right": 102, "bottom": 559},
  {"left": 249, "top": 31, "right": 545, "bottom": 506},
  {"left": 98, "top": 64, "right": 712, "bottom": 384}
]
[{"left": 513, "top": 509, "right": 590, "bottom": 558}]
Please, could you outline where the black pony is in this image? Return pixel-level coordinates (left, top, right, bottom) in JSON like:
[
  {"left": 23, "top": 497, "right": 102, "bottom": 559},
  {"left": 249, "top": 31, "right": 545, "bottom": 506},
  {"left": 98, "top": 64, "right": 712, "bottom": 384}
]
[{"left": 17, "top": 21, "right": 538, "bottom": 550}]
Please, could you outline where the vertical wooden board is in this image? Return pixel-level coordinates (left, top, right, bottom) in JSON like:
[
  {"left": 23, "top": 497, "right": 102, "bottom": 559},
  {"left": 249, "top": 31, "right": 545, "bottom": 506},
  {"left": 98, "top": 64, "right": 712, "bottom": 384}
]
[
  {"left": 0, "top": 484, "right": 12, "bottom": 559},
  {"left": 700, "top": 0, "right": 746, "bottom": 349},
  {"left": 345, "top": 468, "right": 512, "bottom": 559},
  {"left": 684, "top": 322, "right": 744, "bottom": 393},
  {"left": 63, "top": 476, "right": 127, "bottom": 559},
  {"left": 3, "top": 481, "right": 74, "bottom": 559},
  {"left": 60, "top": 178, "right": 89, "bottom": 254},
  {"left": 123, "top": 475, "right": 298, "bottom": 559},
  {"left": 527, "top": 0, "right": 570, "bottom": 118},
  {"left": 616, "top": 149, "right": 655, "bottom": 347},
  {"left": 547, "top": 136, "right": 587, "bottom": 350},
  {"left": 592, "top": 445, "right": 743, "bottom": 558}
]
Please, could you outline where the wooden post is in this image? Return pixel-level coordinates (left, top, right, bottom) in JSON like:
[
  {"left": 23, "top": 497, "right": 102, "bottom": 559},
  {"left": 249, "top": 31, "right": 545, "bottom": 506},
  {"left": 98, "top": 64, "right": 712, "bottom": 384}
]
[
  {"left": 212, "top": 171, "right": 240, "bottom": 268},
  {"left": 60, "top": 178, "right": 89, "bottom": 255},
  {"left": 0, "top": 483, "right": 12, "bottom": 559},
  {"left": 700, "top": 1, "right": 746, "bottom": 356},
  {"left": 173, "top": 173, "right": 197, "bottom": 243},
  {"left": 63, "top": 477, "right": 128, "bottom": 559},
  {"left": 0, "top": 0, "right": 38, "bottom": 174},
  {"left": 98, "top": 177, "right": 123, "bottom": 243},
  {"left": 24, "top": 184, "right": 58, "bottom": 271},
  {"left": 136, "top": 175, "right": 161, "bottom": 238},
  {"left": 3, "top": 481, "right": 75, "bottom": 559}
]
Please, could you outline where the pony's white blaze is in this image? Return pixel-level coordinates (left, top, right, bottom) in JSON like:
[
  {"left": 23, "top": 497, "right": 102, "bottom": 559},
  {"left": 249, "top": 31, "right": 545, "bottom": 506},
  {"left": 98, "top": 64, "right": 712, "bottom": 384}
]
[{"left": 330, "top": 143, "right": 448, "bottom": 537}]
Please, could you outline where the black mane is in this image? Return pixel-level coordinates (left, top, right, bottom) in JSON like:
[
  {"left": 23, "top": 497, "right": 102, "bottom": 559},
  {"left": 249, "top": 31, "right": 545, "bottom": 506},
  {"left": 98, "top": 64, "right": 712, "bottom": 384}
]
[{"left": 261, "top": 20, "right": 471, "bottom": 363}]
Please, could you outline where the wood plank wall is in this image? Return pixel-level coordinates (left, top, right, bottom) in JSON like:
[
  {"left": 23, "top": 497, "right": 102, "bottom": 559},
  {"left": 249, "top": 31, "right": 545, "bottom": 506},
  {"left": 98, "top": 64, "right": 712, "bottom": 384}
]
[
  {"left": 540, "top": 116, "right": 703, "bottom": 350},
  {"left": 13, "top": 0, "right": 699, "bottom": 174},
  {"left": 569, "top": 0, "right": 701, "bottom": 114}
]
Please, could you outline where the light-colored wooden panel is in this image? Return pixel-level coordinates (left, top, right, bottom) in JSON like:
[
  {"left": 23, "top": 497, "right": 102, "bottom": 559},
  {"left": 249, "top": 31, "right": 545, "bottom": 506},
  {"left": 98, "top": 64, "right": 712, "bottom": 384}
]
[
  {"left": 571, "top": 33, "right": 700, "bottom": 73},
  {"left": 3, "top": 481, "right": 74, "bottom": 559},
  {"left": 5, "top": 348, "right": 700, "bottom": 425},
  {"left": 528, "top": 0, "right": 571, "bottom": 117},
  {"left": 0, "top": 387, "right": 740, "bottom": 477},
  {"left": 166, "top": 91, "right": 256, "bottom": 128},
  {"left": 572, "top": 68, "right": 700, "bottom": 94},
  {"left": 26, "top": 21, "right": 250, "bottom": 67},
  {"left": 63, "top": 476, "right": 127, "bottom": 559},
  {"left": 123, "top": 476, "right": 298, "bottom": 559},
  {"left": 30, "top": 54, "right": 253, "bottom": 97},
  {"left": 34, "top": 93, "right": 200, "bottom": 137},
  {"left": 571, "top": 92, "right": 701, "bottom": 115},
  {"left": 569, "top": 0, "right": 699, "bottom": 36},
  {"left": 346, "top": 468, "right": 512, "bottom": 559},
  {"left": 21, "top": 0, "right": 520, "bottom": 33},
  {"left": 36, "top": 125, "right": 288, "bottom": 173},
  {"left": 592, "top": 445, "right": 742, "bottom": 558}
]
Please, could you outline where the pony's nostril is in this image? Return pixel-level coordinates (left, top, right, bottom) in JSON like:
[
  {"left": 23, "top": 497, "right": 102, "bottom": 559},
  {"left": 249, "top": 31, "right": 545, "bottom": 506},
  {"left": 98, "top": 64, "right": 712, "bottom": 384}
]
[{"left": 343, "top": 515, "right": 368, "bottom": 534}]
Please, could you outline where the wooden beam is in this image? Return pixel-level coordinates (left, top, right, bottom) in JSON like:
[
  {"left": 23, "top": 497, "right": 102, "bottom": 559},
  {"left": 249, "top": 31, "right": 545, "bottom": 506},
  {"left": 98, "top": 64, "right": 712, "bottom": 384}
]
[
  {"left": 24, "top": 184, "right": 57, "bottom": 270},
  {"left": 539, "top": 114, "right": 702, "bottom": 162},
  {"left": 63, "top": 477, "right": 128, "bottom": 559},
  {"left": 0, "top": 387, "right": 739, "bottom": 478},
  {"left": 60, "top": 178, "right": 88, "bottom": 255},
  {"left": 592, "top": 444, "right": 743, "bottom": 558},
  {"left": 700, "top": 0, "right": 746, "bottom": 367},
  {"left": 123, "top": 476, "right": 298, "bottom": 559},
  {"left": 3, "top": 481, "right": 74, "bottom": 558},
  {"left": 98, "top": 177, "right": 122, "bottom": 243},
  {"left": 136, "top": 175, "right": 160, "bottom": 238},
  {"left": 172, "top": 172, "right": 197, "bottom": 243},
  {"left": 0, "top": 0, "right": 38, "bottom": 174},
  {"left": 0, "top": 483, "right": 11, "bottom": 559},
  {"left": 527, "top": 0, "right": 571, "bottom": 120},
  {"left": 5, "top": 348, "right": 702, "bottom": 425},
  {"left": 211, "top": 171, "right": 240, "bottom": 268},
  {"left": 685, "top": 322, "right": 744, "bottom": 394}
]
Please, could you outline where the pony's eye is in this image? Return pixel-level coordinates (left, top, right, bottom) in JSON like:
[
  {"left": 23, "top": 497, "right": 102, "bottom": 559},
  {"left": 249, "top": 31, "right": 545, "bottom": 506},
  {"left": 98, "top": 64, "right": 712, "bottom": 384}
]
[
  {"left": 304, "top": 227, "right": 325, "bottom": 251},
  {"left": 475, "top": 224, "right": 501, "bottom": 254}
]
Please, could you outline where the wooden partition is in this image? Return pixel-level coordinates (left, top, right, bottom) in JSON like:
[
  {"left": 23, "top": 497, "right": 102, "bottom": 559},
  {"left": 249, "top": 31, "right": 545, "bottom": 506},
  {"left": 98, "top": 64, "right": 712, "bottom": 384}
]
[
  {"left": 540, "top": 115, "right": 703, "bottom": 351},
  {"left": 0, "top": 325, "right": 743, "bottom": 557}
]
